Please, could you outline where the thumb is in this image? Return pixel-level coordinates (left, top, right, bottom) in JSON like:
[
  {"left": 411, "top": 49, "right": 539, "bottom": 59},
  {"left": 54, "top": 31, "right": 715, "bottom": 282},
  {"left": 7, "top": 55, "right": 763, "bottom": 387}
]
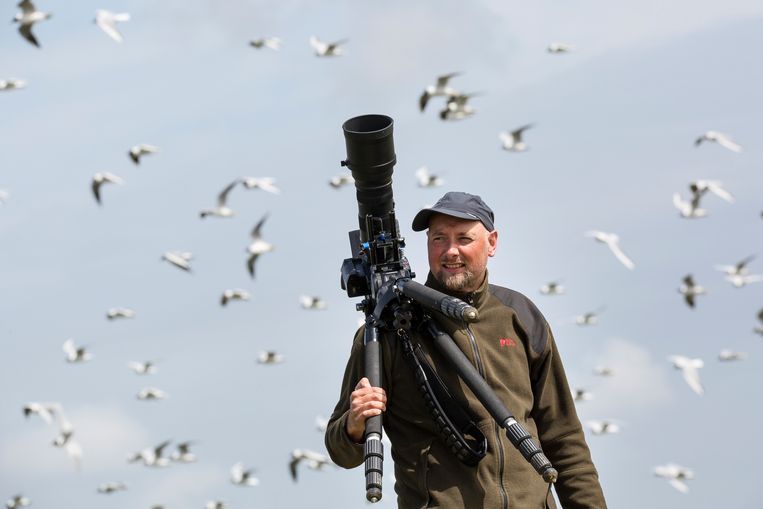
[{"left": 355, "top": 377, "right": 371, "bottom": 390}]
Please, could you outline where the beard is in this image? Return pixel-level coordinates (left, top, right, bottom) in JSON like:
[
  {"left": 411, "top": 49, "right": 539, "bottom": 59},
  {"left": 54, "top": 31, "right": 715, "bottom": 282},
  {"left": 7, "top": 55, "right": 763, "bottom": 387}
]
[{"left": 439, "top": 268, "right": 478, "bottom": 292}]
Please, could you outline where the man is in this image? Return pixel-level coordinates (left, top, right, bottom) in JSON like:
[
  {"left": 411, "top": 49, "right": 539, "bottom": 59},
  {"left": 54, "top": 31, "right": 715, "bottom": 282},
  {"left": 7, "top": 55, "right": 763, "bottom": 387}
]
[{"left": 325, "top": 192, "right": 606, "bottom": 508}]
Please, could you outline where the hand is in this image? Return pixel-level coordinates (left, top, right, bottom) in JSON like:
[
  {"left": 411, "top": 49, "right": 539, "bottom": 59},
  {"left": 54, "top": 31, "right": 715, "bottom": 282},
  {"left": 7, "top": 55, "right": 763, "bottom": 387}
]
[{"left": 346, "top": 377, "right": 387, "bottom": 442}]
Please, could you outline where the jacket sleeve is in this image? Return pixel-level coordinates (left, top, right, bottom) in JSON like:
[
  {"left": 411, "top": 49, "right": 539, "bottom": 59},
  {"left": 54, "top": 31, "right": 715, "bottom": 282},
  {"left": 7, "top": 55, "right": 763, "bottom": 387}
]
[
  {"left": 531, "top": 326, "right": 608, "bottom": 509},
  {"left": 324, "top": 328, "right": 366, "bottom": 468}
]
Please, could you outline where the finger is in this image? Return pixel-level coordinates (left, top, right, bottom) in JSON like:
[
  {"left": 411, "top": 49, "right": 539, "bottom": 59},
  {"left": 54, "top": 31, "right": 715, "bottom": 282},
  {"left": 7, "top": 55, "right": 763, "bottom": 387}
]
[{"left": 355, "top": 377, "right": 371, "bottom": 390}]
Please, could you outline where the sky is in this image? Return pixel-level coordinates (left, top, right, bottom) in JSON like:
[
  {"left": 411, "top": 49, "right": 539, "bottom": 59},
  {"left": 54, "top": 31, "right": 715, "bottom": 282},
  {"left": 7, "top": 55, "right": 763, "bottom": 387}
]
[{"left": 1, "top": 1, "right": 762, "bottom": 508}]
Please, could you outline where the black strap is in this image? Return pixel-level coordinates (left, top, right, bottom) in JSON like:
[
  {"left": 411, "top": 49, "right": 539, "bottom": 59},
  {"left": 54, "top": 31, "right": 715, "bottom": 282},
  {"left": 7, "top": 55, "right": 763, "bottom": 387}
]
[{"left": 399, "top": 330, "right": 487, "bottom": 466}]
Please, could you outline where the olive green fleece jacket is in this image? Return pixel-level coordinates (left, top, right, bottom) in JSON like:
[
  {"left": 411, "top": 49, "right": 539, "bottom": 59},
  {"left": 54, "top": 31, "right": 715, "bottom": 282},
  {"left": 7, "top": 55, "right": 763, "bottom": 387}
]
[{"left": 325, "top": 273, "right": 607, "bottom": 509}]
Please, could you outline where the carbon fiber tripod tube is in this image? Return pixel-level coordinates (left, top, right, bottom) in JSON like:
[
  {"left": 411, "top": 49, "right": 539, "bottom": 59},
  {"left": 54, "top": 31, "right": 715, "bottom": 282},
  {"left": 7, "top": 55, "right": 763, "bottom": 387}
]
[
  {"left": 363, "top": 324, "right": 384, "bottom": 502},
  {"left": 396, "top": 279, "right": 478, "bottom": 322},
  {"left": 426, "top": 320, "right": 558, "bottom": 483}
]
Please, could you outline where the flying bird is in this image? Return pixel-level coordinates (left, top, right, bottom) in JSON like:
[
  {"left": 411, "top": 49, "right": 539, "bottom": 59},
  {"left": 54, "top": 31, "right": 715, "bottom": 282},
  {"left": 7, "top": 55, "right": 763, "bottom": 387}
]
[
  {"left": 257, "top": 351, "right": 285, "bottom": 365},
  {"left": 668, "top": 355, "right": 704, "bottom": 396},
  {"left": 315, "top": 415, "right": 329, "bottom": 432},
  {"left": 13, "top": 0, "right": 52, "bottom": 48},
  {"left": 689, "top": 180, "right": 734, "bottom": 204},
  {"left": 654, "top": 463, "right": 694, "bottom": 493},
  {"left": 299, "top": 295, "right": 326, "bottom": 310},
  {"left": 289, "top": 449, "right": 333, "bottom": 482},
  {"left": 439, "top": 92, "right": 478, "bottom": 121},
  {"left": 540, "top": 280, "right": 565, "bottom": 295},
  {"left": 718, "top": 349, "right": 747, "bottom": 361},
  {"left": 107, "top": 307, "right": 135, "bottom": 320},
  {"left": 246, "top": 214, "right": 273, "bottom": 278},
  {"left": 572, "top": 388, "right": 593, "bottom": 402},
  {"left": 221, "top": 289, "right": 250, "bottom": 306},
  {"left": 755, "top": 308, "right": 763, "bottom": 336},
  {"left": 205, "top": 501, "right": 227, "bottom": 509},
  {"left": 585, "top": 230, "right": 635, "bottom": 270},
  {"left": 23, "top": 401, "right": 60, "bottom": 424},
  {"left": 593, "top": 366, "right": 614, "bottom": 377},
  {"left": 499, "top": 124, "right": 535, "bottom": 152},
  {"left": 672, "top": 192, "right": 706, "bottom": 219},
  {"left": 231, "top": 462, "right": 260, "bottom": 486},
  {"left": 162, "top": 251, "right": 193, "bottom": 272},
  {"left": 63, "top": 339, "right": 92, "bottom": 363},
  {"left": 52, "top": 421, "right": 82, "bottom": 469},
  {"left": 329, "top": 173, "right": 354, "bottom": 189},
  {"left": 716, "top": 255, "right": 760, "bottom": 288},
  {"left": 547, "top": 42, "right": 573, "bottom": 53},
  {"left": 240, "top": 177, "right": 280, "bottom": 194},
  {"left": 170, "top": 441, "right": 197, "bottom": 463},
  {"left": 678, "top": 275, "right": 706, "bottom": 308},
  {"left": 695, "top": 130, "right": 742, "bottom": 153},
  {"left": 137, "top": 387, "right": 168, "bottom": 401},
  {"left": 0, "top": 79, "right": 26, "bottom": 91},
  {"left": 585, "top": 420, "right": 620, "bottom": 435},
  {"left": 128, "top": 144, "right": 158, "bottom": 165},
  {"left": 97, "top": 482, "right": 127, "bottom": 494},
  {"left": 415, "top": 166, "right": 444, "bottom": 188},
  {"left": 575, "top": 307, "right": 604, "bottom": 326},
  {"left": 91, "top": 172, "right": 124, "bottom": 205},
  {"left": 127, "top": 360, "right": 158, "bottom": 375},
  {"left": 419, "top": 72, "right": 461, "bottom": 112},
  {"left": 5, "top": 495, "right": 31, "bottom": 509},
  {"left": 309, "top": 36, "right": 347, "bottom": 56},
  {"left": 250, "top": 37, "right": 281, "bottom": 50},
  {"left": 200, "top": 180, "right": 238, "bottom": 219},
  {"left": 128, "top": 440, "right": 171, "bottom": 467},
  {"left": 94, "top": 9, "right": 130, "bottom": 43}
]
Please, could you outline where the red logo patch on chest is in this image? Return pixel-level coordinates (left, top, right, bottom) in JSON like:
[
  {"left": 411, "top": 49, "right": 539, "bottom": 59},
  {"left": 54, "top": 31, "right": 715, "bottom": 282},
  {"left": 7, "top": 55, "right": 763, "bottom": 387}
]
[{"left": 499, "top": 338, "right": 517, "bottom": 348}]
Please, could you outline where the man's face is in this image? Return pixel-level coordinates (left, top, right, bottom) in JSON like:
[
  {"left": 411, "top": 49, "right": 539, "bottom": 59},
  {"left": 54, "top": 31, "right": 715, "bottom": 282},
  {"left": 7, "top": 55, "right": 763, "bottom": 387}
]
[{"left": 427, "top": 214, "right": 498, "bottom": 293}]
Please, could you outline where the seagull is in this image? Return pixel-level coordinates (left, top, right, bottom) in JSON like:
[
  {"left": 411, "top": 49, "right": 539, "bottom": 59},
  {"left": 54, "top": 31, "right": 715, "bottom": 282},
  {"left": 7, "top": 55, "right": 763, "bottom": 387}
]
[
  {"left": 300, "top": 295, "right": 326, "bottom": 310},
  {"left": 221, "top": 288, "right": 250, "bottom": 306},
  {"left": 716, "top": 255, "right": 760, "bottom": 288},
  {"left": 315, "top": 415, "right": 329, "bottom": 432},
  {"left": 128, "top": 144, "right": 159, "bottom": 165},
  {"left": 63, "top": 339, "right": 92, "bottom": 363},
  {"left": 540, "top": 280, "right": 565, "bottom": 295},
  {"left": 127, "top": 360, "right": 158, "bottom": 375},
  {"left": 240, "top": 177, "right": 280, "bottom": 194},
  {"left": 329, "top": 173, "right": 354, "bottom": 189},
  {"left": 585, "top": 230, "right": 635, "bottom": 270},
  {"left": 246, "top": 214, "right": 273, "bottom": 278},
  {"left": 5, "top": 495, "right": 31, "bottom": 509},
  {"left": 128, "top": 440, "right": 171, "bottom": 467},
  {"left": 0, "top": 79, "right": 26, "bottom": 91},
  {"left": 439, "top": 92, "right": 478, "bottom": 121},
  {"left": 257, "top": 351, "right": 285, "bottom": 365},
  {"left": 200, "top": 180, "right": 238, "bottom": 219},
  {"left": 170, "top": 441, "right": 197, "bottom": 463},
  {"left": 162, "top": 251, "right": 193, "bottom": 272},
  {"left": 678, "top": 274, "right": 706, "bottom": 309},
  {"left": 585, "top": 420, "right": 620, "bottom": 435},
  {"left": 672, "top": 192, "right": 706, "bottom": 218},
  {"left": 654, "top": 463, "right": 694, "bottom": 493},
  {"left": 695, "top": 130, "right": 742, "bottom": 153},
  {"left": 94, "top": 10, "right": 130, "bottom": 43},
  {"left": 668, "top": 355, "right": 704, "bottom": 396},
  {"left": 755, "top": 308, "right": 763, "bottom": 336},
  {"left": 13, "top": 0, "right": 52, "bottom": 48},
  {"left": 107, "top": 307, "right": 135, "bottom": 320},
  {"left": 137, "top": 387, "right": 168, "bottom": 401},
  {"left": 289, "top": 449, "right": 333, "bottom": 482},
  {"left": 309, "top": 36, "right": 347, "bottom": 56},
  {"left": 575, "top": 307, "right": 604, "bottom": 326},
  {"left": 572, "top": 388, "right": 593, "bottom": 402},
  {"left": 231, "top": 462, "right": 260, "bottom": 486},
  {"left": 91, "top": 172, "right": 124, "bottom": 205},
  {"left": 593, "top": 366, "right": 614, "bottom": 377},
  {"left": 718, "top": 349, "right": 747, "bottom": 361},
  {"left": 250, "top": 37, "right": 282, "bottom": 50},
  {"left": 689, "top": 180, "right": 734, "bottom": 204},
  {"left": 419, "top": 72, "right": 461, "bottom": 112},
  {"left": 97, "top": 482, "right": 127, "bottom": 494},
  {"left": 547, "top": 42, "right": 573, "bottom": 53},
  {"left": 499, "top": 124, "right": 535, "bottom": 152},
  {"left": 415, "top": 166, "right": 444, "bottom": 188},
  {"left": 23, "top": 401, "right": 60, "bottom": 424},
  {"left": 52, "top": 421, "right": 82, "bottom": 469},
  {"left": 205, "top": 501, "right": 227, "bottom": 509}
]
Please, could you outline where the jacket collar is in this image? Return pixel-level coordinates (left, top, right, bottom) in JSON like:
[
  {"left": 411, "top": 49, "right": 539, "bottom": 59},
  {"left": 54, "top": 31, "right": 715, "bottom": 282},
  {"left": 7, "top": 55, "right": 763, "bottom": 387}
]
[{"left": 424, "top": 270, "right": 490, "bottom": 311}]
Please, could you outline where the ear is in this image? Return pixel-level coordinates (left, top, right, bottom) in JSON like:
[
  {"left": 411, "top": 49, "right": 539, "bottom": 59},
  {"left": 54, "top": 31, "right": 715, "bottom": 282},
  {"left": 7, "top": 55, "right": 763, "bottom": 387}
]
[{"left": 487, "top": 230, "right": 498, "bottom": 257}]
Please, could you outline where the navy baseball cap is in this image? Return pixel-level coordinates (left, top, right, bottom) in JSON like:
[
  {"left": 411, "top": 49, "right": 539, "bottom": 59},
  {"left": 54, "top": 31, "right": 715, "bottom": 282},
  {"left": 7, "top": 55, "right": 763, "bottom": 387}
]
[{"left": 411, "top": 192, "right": 495, "bottom": 232}]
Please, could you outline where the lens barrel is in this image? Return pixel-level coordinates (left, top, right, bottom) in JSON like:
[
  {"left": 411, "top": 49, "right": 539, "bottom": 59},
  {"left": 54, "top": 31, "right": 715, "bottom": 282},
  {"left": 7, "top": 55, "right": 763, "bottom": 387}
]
[{"left": 342, "top": 115, "right": 396, "bottom": 240}]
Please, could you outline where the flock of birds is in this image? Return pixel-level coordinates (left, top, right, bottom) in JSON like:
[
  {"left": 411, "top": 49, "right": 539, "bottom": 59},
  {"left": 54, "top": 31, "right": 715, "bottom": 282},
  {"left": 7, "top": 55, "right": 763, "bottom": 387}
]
[{"left": 3, "top": 1, "right": 761, "bottom": 507}]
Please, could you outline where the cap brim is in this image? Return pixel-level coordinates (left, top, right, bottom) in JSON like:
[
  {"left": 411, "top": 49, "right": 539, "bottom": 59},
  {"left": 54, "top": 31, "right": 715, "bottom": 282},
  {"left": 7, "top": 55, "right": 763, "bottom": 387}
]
[{"left": 411, "top": 207, "right": 483, "bottom": 231}]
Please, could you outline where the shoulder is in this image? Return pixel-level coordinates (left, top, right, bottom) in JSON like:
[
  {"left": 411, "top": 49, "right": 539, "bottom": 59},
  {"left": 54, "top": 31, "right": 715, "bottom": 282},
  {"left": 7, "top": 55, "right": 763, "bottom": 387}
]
[{"left": 488, "top": 284, "right": 549, "bottom": 355}]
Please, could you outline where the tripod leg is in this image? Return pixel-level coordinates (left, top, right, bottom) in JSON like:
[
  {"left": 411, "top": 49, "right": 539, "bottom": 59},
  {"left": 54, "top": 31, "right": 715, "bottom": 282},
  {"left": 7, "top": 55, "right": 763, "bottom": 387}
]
[{"left": 363, "top": 324, "right": 384, "bottom": 502}]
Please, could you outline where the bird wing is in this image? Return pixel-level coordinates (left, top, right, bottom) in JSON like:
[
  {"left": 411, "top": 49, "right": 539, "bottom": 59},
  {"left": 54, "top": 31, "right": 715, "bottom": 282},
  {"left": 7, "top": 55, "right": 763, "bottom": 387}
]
[
  {"left": 18, "top": 24, "right": 39, "bottom": 47},
  {"left": 436, "top": 72, "right": 460, "bottom": 88},
  {"left": 512, "top": 123, "right": 534, "bottom": 138},
  {"left": 680, "top": 364, "right": 704, "bottom": 395},
  {"left": 19, "top": 0, "right": 35, "bottom": 15},
  {"left": 668, "top": 479, "right": 690, "bottom": 493},
  {"left": 716, "top": 134, "right": 742, "bottom": 153},
  {"left": 607, "top": 241, "right": 635, "bottom": 270},
  {"left": 247, "top": 253, "right": 259, "bottom": 278},
  {"left": 96, "top": 18, "right": 123, "bottom": 43},
  {"left": 217, "top": 180, "right": 238, "bottom": 206},
  {"left": 251, "top": 213, "right": 269, "bottom": 239},
  {"left": 705, "top": 181, "right": 734, "bottom": 203},
  {"left": 418, "top": 90, "right": 430, "bottom": 112},
  {"left": 289, "top": 456, "right": 300, "bottom": 481}
]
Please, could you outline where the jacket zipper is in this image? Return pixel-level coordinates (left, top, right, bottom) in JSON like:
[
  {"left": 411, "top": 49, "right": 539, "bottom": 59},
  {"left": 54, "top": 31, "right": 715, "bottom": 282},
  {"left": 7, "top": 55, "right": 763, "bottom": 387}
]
[{"left": 465, "top": 323, "right": 509, "bottom": 509}]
